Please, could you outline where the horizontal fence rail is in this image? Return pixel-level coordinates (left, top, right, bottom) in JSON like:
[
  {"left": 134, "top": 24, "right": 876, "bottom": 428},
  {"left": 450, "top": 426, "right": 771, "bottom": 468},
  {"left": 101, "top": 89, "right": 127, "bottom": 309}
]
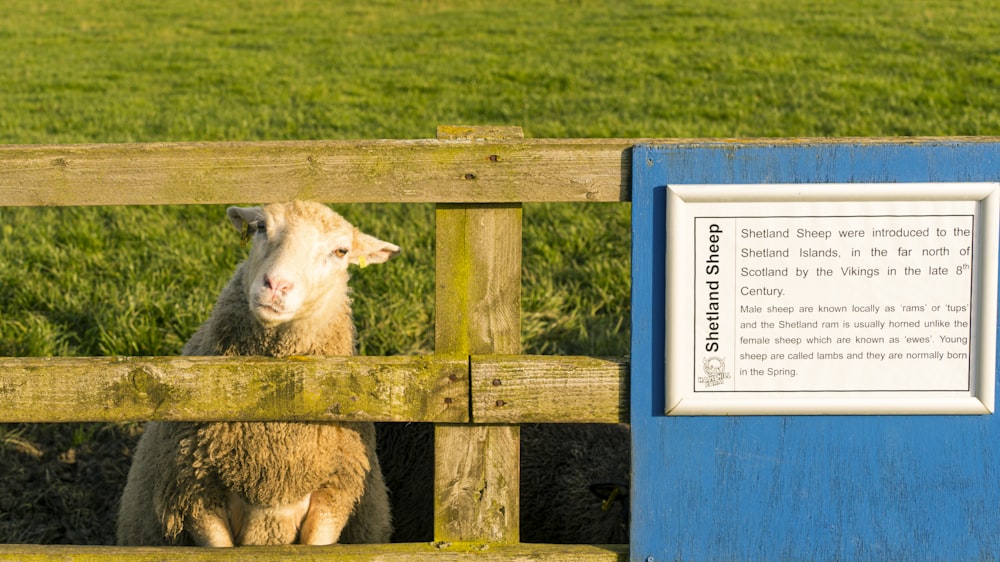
[
  {"left": 0, "top": 139, "right": 633, "bottom": 205},
  {"left": 0, "top": 543, "right": 629, "bottom": 562},
  {"left": 0, "top": 355, "right": 467, "bottom": 423},
  {"left": 6, "top": 135, "right": 994, "bottom": 206},
  {"left": 0, "top": 355, "right": 628, "bottom": 424},
  {"left": 472, "top": 355, "right": 629, "bottom": 424}
]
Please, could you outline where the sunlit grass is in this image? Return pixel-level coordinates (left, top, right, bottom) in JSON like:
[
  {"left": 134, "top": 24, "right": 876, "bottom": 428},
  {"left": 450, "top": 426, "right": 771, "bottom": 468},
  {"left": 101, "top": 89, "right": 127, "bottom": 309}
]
[{"left": 3, "top": 0, "right": 996, "bottom": 357}]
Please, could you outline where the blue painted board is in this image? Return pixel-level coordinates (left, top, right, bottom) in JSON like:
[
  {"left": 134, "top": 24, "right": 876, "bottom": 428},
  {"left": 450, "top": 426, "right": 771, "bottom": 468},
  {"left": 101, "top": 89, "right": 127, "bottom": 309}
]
[{"left": 630, "top": 140, "right": 1000, "bottom": 561}]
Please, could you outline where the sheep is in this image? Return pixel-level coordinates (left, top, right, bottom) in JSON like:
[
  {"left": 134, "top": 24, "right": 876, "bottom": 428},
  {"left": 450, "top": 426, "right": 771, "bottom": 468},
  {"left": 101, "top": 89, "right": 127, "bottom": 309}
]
[
  {"left": 116, "top": 201, "right": 399, "bottom": 547},
  {"left": 376, "top": 422, "right": 630, "bottom": 544}
]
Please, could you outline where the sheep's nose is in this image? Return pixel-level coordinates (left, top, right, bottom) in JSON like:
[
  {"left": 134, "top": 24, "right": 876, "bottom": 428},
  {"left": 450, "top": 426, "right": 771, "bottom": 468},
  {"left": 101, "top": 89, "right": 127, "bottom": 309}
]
[{"left": 263, "top": 274, "right": 293, "bottom": 297}]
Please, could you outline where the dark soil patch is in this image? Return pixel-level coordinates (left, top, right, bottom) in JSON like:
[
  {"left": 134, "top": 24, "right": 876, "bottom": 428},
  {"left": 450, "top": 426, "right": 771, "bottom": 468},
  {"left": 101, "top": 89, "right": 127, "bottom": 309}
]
[{"left": 0, "top": 423, "right": 141, "bottom": 545}]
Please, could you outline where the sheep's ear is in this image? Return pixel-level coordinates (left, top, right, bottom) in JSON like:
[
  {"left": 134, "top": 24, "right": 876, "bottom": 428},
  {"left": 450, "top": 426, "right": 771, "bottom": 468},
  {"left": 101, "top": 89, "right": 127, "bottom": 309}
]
[
  {"left": 227, "top": 206, "right": 263, "bottom": 231},
  {"left": 350, "top": 230, "right": 400, "bottom": 267},
  {"left": 227, "top": 206, "right": 263, "bottom": 245}
]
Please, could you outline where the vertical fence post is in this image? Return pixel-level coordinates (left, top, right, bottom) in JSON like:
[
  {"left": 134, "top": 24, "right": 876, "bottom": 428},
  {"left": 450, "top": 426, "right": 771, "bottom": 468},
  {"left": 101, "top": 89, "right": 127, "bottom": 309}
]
[{"left": 433, "top": 125, "right": 523, "bottom": 543}]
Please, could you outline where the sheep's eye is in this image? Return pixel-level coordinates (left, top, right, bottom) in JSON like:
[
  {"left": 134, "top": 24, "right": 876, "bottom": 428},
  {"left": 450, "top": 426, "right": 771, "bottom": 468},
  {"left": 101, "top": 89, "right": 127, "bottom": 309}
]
[
  {"left": 333, "top": 247, "right": 349, "bottom": 258},
  {"left": 255, "top": 221, "right": 267, "bottom": 236}
]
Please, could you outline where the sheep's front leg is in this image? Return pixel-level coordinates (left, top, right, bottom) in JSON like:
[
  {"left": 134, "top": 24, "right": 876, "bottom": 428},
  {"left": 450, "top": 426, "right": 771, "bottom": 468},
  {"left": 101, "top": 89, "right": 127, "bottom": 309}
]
[
  {"left": 185, "top": 505, "right": 235, "bottom": 547},
  {"left": 298, "top": 489, "right": 355, "bottom": 545}
]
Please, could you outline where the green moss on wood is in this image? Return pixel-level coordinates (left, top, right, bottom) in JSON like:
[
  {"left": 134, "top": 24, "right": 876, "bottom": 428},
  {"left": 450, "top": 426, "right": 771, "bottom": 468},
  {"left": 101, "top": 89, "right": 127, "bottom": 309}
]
[{"left": 0, "top": 356, "right": 469, "bottom": 423}]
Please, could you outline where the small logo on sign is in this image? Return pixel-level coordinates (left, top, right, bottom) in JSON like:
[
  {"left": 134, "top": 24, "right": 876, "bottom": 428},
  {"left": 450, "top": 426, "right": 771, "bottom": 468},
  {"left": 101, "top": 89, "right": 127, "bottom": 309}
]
[{"left": 699, "top": 356, "right": 731, "bottom": 387}]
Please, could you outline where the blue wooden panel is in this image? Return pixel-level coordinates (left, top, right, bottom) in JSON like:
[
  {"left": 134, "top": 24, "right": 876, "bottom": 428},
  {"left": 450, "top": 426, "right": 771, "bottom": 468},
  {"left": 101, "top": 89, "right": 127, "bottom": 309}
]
[{"left": 630, "top": 140, "right": 1000, "bottom": 561}]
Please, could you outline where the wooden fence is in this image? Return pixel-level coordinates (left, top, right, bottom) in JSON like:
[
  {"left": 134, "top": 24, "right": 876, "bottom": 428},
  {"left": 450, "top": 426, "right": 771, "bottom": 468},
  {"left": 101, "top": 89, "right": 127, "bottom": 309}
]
[{"left": 0, "top": 126, "right": 631, "bottom": 561}]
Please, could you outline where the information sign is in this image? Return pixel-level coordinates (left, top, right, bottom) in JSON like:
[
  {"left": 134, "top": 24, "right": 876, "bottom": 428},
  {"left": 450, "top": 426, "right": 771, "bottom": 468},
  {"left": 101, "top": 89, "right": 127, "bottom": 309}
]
[
  {"left": 666, "top": 182, "right": 999, "bottom": 414},
  {"left": 632, "top": 141, "right": 1000, "bottom": 560}
]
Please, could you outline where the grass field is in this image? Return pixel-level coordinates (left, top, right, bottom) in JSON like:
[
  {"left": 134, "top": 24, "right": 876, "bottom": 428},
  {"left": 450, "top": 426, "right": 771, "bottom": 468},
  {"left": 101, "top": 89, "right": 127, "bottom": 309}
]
[{"left": 1, "top": 0, "right": 999, "bottom": 545}]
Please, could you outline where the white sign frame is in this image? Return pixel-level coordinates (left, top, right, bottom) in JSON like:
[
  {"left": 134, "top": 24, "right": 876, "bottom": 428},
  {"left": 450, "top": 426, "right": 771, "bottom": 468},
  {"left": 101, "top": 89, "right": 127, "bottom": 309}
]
[{"left": 665, "top": 182, "right": 999, "bottom": 415}]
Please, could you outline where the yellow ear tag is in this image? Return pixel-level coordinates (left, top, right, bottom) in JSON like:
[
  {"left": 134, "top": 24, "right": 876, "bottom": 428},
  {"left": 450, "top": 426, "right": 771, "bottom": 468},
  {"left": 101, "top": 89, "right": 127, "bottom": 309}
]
[{"left": 359, "top": 255, "right": 367, "bottom": 269}]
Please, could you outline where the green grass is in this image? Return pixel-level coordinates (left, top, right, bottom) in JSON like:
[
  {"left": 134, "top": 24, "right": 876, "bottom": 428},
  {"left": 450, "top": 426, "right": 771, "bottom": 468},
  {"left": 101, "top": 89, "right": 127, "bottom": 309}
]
[
  {"left": 0, "top": 0, "right": 998, "bottom": 545},
  {"left": 2, "top": 0, "right": 998, "bottom": 143}
]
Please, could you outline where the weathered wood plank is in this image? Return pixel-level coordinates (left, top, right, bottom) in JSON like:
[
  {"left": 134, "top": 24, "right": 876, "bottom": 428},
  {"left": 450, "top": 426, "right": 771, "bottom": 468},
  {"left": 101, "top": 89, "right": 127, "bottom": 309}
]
[
  {"left": 434, "top": 205, "right": 523, "bottom": 354},
  {"left": 433, "top": 426, "right": 521, "bottom": 544},
  {"left": 434, "top": 126, "right": 522, "bottom": 545},
  {"left": 5, "top": 136, "right": 1000, "bottom": 206},
  {"left": 0, "top": 543, "right": 628, "bottom": 562},
  {"left": 0, "top": 138, "right": 632, "bottom": 205},
  {"left": 472, "top": 356, "right": 629, "bottom": 424},
  {"left": 0, "top": 355, "right": 468, "bottom": 423}
]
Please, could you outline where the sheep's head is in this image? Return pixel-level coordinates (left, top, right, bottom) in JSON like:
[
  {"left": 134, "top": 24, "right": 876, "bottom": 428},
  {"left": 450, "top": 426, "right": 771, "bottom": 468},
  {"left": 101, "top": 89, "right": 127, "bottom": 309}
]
[{"left": 226, "top": 201, "right": 400, "bottom": 326}]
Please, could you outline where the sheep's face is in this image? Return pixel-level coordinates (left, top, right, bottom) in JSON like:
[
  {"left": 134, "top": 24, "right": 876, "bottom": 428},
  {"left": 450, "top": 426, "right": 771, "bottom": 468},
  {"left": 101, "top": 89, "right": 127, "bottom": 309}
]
[{"left": 226, "top": 202, "right": 399, "bottom": 326}]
